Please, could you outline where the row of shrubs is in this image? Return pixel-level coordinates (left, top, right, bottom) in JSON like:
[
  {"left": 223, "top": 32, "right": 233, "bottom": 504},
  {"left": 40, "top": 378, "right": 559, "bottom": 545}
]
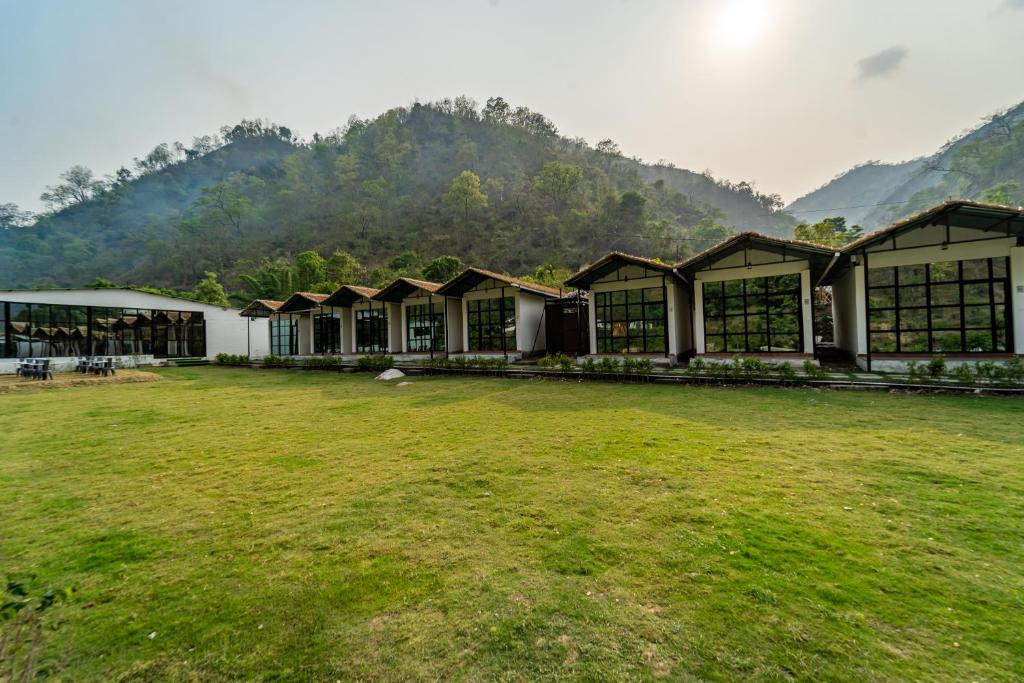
[
  {"left": 427, "top": 356, "right": 510, "bottom": 370},
  {"left": 355, "top": 355, "right": 395, "bottom": 371},
  {"left": 214, "top": 353, "right": 251, "bottom": 365},
  {"left": 537, "top": 354, "right": 655, "bottom": 375},
  {"left": 906, "top": 354, "right": 1024, "bottom": 385},
  {"left": 685, "top": 356, "right": 826, "bottom": 381}
]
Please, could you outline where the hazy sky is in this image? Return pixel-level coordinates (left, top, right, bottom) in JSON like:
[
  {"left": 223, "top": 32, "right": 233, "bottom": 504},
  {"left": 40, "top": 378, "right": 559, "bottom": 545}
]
[{"left": 3, "top": 0, "right": 1024, "bottom": 212}]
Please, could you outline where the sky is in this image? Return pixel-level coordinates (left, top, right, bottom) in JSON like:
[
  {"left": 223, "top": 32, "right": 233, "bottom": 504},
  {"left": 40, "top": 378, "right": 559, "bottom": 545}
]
[{"left": 2, "top": 0, "right": 1024, "bottom": 212}]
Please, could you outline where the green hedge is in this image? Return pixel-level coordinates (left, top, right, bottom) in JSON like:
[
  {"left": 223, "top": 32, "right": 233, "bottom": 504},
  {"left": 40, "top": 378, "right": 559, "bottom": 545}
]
[
  {"left": 356, "top": 355, "right": 395, "bottom": 371},
  {"left": 427, "top": 356, "right": 509, "bottom": 371},
  {"left": 214, "top": 353, "right": 250, "bottom": 365}
]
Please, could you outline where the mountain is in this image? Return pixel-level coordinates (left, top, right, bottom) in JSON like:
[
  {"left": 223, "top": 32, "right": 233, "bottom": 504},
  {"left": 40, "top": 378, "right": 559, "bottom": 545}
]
[
  {"left": 0, "top": 98, "right": 795, "bottom": 292},
  {"left": 788, "top": 101, "right": 1024, "bottom": 229}
]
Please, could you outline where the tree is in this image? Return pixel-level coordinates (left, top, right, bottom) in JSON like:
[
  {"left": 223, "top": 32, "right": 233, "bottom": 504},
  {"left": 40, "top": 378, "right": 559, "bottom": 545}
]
[
  {"left": 533, "top": 161, "right": 583, "bottom": 210},
  {"left": 191, "top": 271, "right": 230, "bottom": 306},
  {"left": 443, "top": 170, "right": 488, "bottom": 224},
  {"left": 294, "top": 250, "right": 328, "bottom": 290},
  {"left": 0, "top": 203, "right": 33, "bottom": 229},
  {"left": 979, "top": 181, "right": 1023, "bottom": 207},
  {"left": 422, "top": 255, "right": 464, "bottom": 283},
  {"left": 596, "top": 139, "right": 620, "bottom": 156},
  {"left": 40, "top": 165, "right": 104, "bottom": 210},
  {"left": 88, "top": 277, "right": 118, "bottom": 288},
  {"left": 520, "top": 263, "right": 571, "bottom": 289},
  {"left": 482, "top": 96, "right": 512, "bottom": 124},
  {"left": 327, "top": 250, "right": 366, "bottom": 284},
  {"left": 793, "top": 216, "right": 863, "bottom": 247}
]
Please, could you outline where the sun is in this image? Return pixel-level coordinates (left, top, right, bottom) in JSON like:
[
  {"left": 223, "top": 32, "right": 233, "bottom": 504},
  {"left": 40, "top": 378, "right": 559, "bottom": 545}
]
[{"left": 710, "top": 0, "right": 776, "bottom": 53}]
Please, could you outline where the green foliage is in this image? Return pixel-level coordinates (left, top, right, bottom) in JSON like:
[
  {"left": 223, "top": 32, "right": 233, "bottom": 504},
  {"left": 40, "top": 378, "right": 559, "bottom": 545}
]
[
  {"left": 793, "top": 216, "right": 863, "bottom": 246},
  {"left": 190, "top": 271, "right": 231, "bottom": 307},
  {"left": 428, "top": 356, "right": 509, "bottom": 371},
  {"left": 622, "top": 358, "right": 653, "bottom": 375},
  {"left": 802, "top": 360, "right": 827, "bottom": 379},
  {"left": 1004, "top": 356, "right": 1024, "bottom": 383},
  {"left": 0, "top": 99, "right": 793, "bottom": 291},
  {"left": 327, "top": 250, "right": 366, "bottom": 285},
  {"left": 261, "top": 354, "right": 291, "bottom": 368},
  {"left": 294, "top": 250, "right": 328, "bottom": 291},
  {"left": 421, "top": 255, "right": 464, "bottom": 283},
  {"left": 686, "top": 357, "right": 707, "bottom": 377},
  {"left": 975, "top": 361, "right": 1005, "bottom": 383},
  {"left": 950, "top": 363, "right": 976, "bottom": 385},
  {"left": 580, "top": 357, "right": 598, "bottom": 372},
  {"left": 538, "top": 353, "right": 577, "bottom": 371},
  {"left": 2, "top": 578, "right": 73, "bottom": 681},
  {"left": 926, "top": 354, "right": 947, "bottom": 379},
  {"left": 214, "top": 353, "right": 250, "bottom": 365},
  {"left": 905, "top": 361, "right": 927, "bottom": 382},
  {"left": 356, "top": 355, "right": 395, "bottom": 371},
  {"left": 777, "top": 361, "right": 797, "bottom": 380},
  {"left": 89, "top": 277, "right": 118, "bottom": 288},
  {"left": 598, "top": 357, "right": 621, "bottom": 373}
]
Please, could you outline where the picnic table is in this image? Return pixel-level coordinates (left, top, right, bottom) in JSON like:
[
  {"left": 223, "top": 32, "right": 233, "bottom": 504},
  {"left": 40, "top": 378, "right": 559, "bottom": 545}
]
[
  {"left": 75, "top": 356, "right": 117, "bottom": 376},
  {"left": 15, "top": 358, "right": 53, "bottom": 380}
]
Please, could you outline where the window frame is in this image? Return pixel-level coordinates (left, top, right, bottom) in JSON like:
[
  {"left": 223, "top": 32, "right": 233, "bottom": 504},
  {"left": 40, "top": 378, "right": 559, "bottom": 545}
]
[
  {"left": 593, "top": 286, "right": 667, "bottom": 354},
  {"left": 702, "top": 274, "right": 804, "bottom": 354},
  {"left": 466, "top": 296, "right": 516, "bottom": 353},
  {"left": 406, "top": 302, "right": 445, "bottom": 352}
]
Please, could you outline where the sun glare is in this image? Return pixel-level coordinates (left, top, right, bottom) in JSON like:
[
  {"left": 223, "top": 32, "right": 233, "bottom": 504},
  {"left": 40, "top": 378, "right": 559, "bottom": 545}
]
[{"left": 710, "top": 0, "right": 776, "bottom": 53}]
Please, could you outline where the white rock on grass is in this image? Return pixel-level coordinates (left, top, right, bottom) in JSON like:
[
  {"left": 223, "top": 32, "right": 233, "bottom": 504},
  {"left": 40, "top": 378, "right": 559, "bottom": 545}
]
[{"left": 375, "top": 368, "right": 406, "bottom": 381}]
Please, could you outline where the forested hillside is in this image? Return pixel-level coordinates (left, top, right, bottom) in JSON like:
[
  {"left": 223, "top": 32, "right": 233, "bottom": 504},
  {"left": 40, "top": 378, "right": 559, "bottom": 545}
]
[
  {"left": 0, "top": 97, "right": 795, "bottom": 296},
  {"left": 789, "top": 100, "right": 1024, "bottom": 228}
]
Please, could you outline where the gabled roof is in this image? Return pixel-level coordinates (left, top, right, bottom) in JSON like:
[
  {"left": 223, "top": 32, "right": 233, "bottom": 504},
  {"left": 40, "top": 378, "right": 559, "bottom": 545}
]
[
  {"left": 238, "top": 299, "right": 283, "bottom": 317},
  {"left": 321, "top": 284, "right": 380, "bottom": 308},
  {"left": 676, "top": 232, "right": 837, "bottom": 277},
  {"left": 843, "top": 200, "right": 1024, "bottom": 252},
  {"left": 277, "top": 291, "right": 330, "bottom": 313},
  {"left": 436, "top": 267, "right": 562, "bottom": 298},
  {"left": 564, "top": 251, "right": 677, "bottom": 289},
  {"left": 372, "top": 277, "right": 442, "bottom": 303}
]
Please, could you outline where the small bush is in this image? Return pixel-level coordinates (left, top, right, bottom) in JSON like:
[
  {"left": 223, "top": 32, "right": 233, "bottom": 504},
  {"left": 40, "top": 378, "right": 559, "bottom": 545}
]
[
  {"left": 598, "top": 357, "right": 621, "bottom": 373},
  {"left": 950, "top": 363, "right": 976, "bottom": 385},
  {"left": 428, "top": 356, "right": 508, "bottom": 371},
  {"left": 1005, "top": 356, "right": 1024, "bottom": 384},
  {"left": 776, "top": 362, "right": 797, "bottom": 380},
  {"left": 622, "top": 358, "right": 653, "bottom": 375},
  {"left": 926, "top": 354, "right": 947, "bottom": 379},
  {"left": 356, "top": 355, "right": 394, "bottom": 371},
  {"left": 538, "top": 353, "right": 576, "bottom": 372},
  {"left": 581, "top": 357, "right": 598, "bottom": 373},
  {"left": 686, "top": 357, "right": 706, "bottom": 377},
  {"left": 906, "top": 361, "right": 928, "bottom": 382},
  {"left": 261, "top": 354, "right": 290, "bottom": 368},
  {"left": 802, "top": 360, "right": 826, "bottom": 379},
  {"left": 975, "top": 361, "right": 1004, "bottom": 382},
  {"left": 215, "top": 353, "right": 250, "bottom": 365}
]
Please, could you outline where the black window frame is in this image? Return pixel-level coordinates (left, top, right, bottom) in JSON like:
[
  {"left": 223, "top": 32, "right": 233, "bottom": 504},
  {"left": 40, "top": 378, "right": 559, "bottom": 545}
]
[
  {"left": 466, "top": 296, "right": 516, "bottom": 353},
  {"left": 355, "top": 306, "right": 389, "bottom": 353},
  {"left": 406, "top": 302, "right": 445, "bottom": 352},
  {"left": 270, "top": 317, "right": 298, "bottom": 356},
  {"left": 313, "top": 312, "right": 342, "bottom": 354},
  {"left": 593, "top": 287, "right": 666, "bottom": 354},
  {"left": 702, "top": 274, "right": 804, "bottom": 354},
  {"left": 867, "top": 256, "right": 1011, "bottom": 354}
]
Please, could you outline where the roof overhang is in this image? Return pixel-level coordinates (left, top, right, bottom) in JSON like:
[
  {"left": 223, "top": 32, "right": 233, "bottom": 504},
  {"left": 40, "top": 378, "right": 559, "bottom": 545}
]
[
  {"left": 564, "top": 252, "right": 677, "bottom": 289},
  {"left": 844, "top": 200, "right": 1024, "bottom": 253},
  {"left": 278, "top": 292, "right": 328, "bottom": 313},
  {"left": 372, "top": 278, "right": 442, "bottom": 303},
  {"left": 436, "top": 268, "right": 561, "bottom": 298},
  {"left": 678, "top": 233, "right": 840, "bottom": 283},
  {"left": 321, "top": 285, "right": 380, "bottom": 308},
  {"left": 238, "top": 299, "right": 282, "bottom": 318}
]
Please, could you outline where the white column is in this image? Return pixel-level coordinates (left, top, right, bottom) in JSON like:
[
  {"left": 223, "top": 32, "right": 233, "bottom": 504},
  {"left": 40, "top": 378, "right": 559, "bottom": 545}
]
[
  {"left": 1011, "top": 246, "right": 1024, "bottom": 355},
  {"left": 854, "top": 263, "right": 868, "bottom": 357},
  {"left": 693, "top": 280, "right": 706, "bottom": 354},
  {"left": 588, "top": 290, "right": 598, "bottom": 355},
  {"left": 400, "top": 302, "right": 408, "bottom": 353},
  {"left": 800, "top": 269, "right": 813, "bottom": 354},
  {"left": 666, "top": 281, "right": 678, "bottom": 356},
  {"left": 461, "top": 298, "right": 469, "bottom": 352}
]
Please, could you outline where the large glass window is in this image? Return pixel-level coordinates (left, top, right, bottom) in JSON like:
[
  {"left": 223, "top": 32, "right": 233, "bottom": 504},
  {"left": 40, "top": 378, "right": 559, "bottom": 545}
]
[
  {"left": 406, "top": 302, "right": 445, "bottom": 352},
  {"left": 467, "top": 296, "right": 515, "bottom": 352},
  {"left": 594, "top": 287, "right": 666, "bottom": 353},
  {"left": 356, "top": 307, "right": 388, "bottom": 353},
  {"left": 702, "top": 274, "right": 802, "bottom": 353},
  {"left": 2, "top": 302, "right": 205, "bottom": 358},
  {"left": 271, "top": 318, "right": 298, "bottom": 356},
  {"left": 867, "top": 257, "right": 1010, "bottom": 353},
  {"left": 313, "top": 313, "right": 342, "bottom": 354}
]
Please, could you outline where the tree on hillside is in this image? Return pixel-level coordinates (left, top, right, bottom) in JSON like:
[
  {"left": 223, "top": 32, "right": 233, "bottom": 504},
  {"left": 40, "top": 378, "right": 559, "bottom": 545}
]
[
  {"left": 533, "top": 161, "right": 583, "bottom": 211},
  {"left": 295, "top": 250, "right": 328, "bottom": 291},
  {"left": 0, "top": 203, "right": 33, "bottom": 229},
  {"left": 422, "top": 255, "right": 464, "bottom": 283},
  {"left": 443, "top": 171, "right": 488, "bottom": 224},
  {"left": 793, "top": 216, "right": 862, "bottom": 247},
  {"left": 520, "top": 263, "right": 571, "bottom": 289},
  {"left": 40, "top": 165, "right": 104, "bottom": 210},
  {"left": 979, "top": 181, "right": 1023, "bottom": 206},
  {"left": 327, "top": 250, "right": 366, "bottom": 285},
  {"left": 191, "top": 271, "right": 230, "bottom": 306}
]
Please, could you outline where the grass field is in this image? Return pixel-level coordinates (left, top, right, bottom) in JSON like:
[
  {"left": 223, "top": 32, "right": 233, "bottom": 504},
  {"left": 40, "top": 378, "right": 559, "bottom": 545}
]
[{"left": 1, "top": 368, "right": 1022, "bottom": 681}]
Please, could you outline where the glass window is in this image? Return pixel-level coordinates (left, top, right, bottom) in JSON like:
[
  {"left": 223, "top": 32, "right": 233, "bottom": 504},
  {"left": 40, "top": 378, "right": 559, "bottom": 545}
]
[
  {"left": 313, "top": 312, "right": 342, "bottom": 354},
  {"left": 594, "top": 287, "right": 667, "bottom": 354},
  {"left": 467, "top": 297, "right": 515, "bottom": 352},
  {"left": 702, "top": 274, "right": 803, "bottom": 354},
  {"left": 271, "top": 317, "right": 299, "bottom": 356},
  {"left": 355, "top": 306, "right": 388, "bottom": 353},
  {"left": 867, "top": 257, "right": 1011, "bottom": 354},
  {"left": 406, "top": 302, "right": 445, "bottom": 352}
]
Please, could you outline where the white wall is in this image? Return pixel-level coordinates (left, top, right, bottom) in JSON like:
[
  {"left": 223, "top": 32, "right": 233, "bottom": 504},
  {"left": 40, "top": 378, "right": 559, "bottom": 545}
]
[
  {"left": 445, "top": 297, "right": 464, "bottom": 353},
  {"left": 518, "top": 293, "right": 547, "bottom": 355},
  {"left": 0, "top": 288, "right": 260, "bottom": 359},
  {"left": 831, "top": 268, "right": 860, "bottom": 357},
  {"left": 1012, "top": 246, "right": 1024, "bottom": 355}
]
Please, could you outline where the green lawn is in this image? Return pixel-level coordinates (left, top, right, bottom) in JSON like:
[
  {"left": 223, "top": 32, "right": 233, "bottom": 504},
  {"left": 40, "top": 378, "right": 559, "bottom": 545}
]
[{"left": 2, "top": 368, "right": 1022, "bottom": 681}]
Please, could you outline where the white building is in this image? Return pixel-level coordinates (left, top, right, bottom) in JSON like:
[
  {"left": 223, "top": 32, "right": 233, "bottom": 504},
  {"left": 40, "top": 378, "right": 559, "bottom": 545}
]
[
  {"left": 564, "top": 252, "right": 690, "bottom": 362},
  {"left": 319, "top": 285, "right": 386, "bottom": 355},
  {"left": 436, "top": 268, "right": 561, "bottom": 358},
  {"left": 677, "top": 233, "right": 838, "bottom": 361},
  {"left": 371, "top": 277, "right": 463, "bottom": 357},
  {"left": 0, "top": 287, "right": 265, "bottom": 373},
  {"left": 833, "top": 201, "right": 1024, "bottom": 371}
]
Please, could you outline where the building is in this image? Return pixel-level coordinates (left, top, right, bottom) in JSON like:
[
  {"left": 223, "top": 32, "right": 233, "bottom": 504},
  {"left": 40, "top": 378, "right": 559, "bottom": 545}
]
[
  {"left": 833, "top": 201, "right": 1024, "bottom": 371},
  {"left": 271, "top": 292, "right": 332, "bottom": 356},
  {"left": 436, "top": 268, "right": 561, "bottom": 358},
  {"left": 0, "top": 287, "right": 263, "bottom": 373},
  {"left": 238, "top": 299, "right": 283, "bottom": 357},
  {"left": 371, "top": 277, "right": 462, "bottom": 356},
  {"left": 564, "top": 252, "right": 690, "bottom": 361},
  {"left": 677, "top": 233, "right": 839, "bottom": 360},
  {"left": 319, "top": 285, "right": 385, "bottom": 355}
]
